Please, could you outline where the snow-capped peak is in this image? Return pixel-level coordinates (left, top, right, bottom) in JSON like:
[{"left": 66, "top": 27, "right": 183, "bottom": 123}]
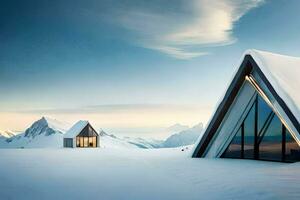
[
  {"left": 0, "top": 130, "right": 16, "bottom": 138},
  {"left": 166, "top": 123, "right": 189, "bottom": 133},
  {"left": 24, "top": 117, "right": 70, "bottom": 138},
  {"left": 162, "top": 122, "right": 203, "bottom": 148},
  {"left": 191, "top": 122, "right": 203, "bottom": 131}
]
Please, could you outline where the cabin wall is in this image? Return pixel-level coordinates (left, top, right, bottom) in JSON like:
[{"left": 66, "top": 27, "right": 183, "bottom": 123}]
[
  {"left": 63, "top": 138, "right": 73, "bottom": 148},
  {"left": 97, "top": 136, "right": 100, "bottom": 147}
]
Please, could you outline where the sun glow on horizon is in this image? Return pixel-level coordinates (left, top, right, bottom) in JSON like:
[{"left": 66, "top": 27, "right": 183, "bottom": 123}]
[{"left": 0, "top": 104, "right": 213, "bottom": 137}]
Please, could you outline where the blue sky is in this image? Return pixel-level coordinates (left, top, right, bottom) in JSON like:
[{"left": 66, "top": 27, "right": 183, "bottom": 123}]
[{"left": 1, "top": 0, "right": 300, "bottom": 136}]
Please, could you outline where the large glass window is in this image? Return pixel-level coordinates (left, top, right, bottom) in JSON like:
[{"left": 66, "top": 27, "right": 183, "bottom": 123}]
[
  {"left": 92, "top": 137, "right": 97, "bottom": 147},
  {"left": 76, "top": 136, "right": 97, "bottom": 148},
  {"left": 88, "top": 137, "right": 93, "bottom": 147},
  {"left": 257, "top": 96, "right": 272, "bottom": 133},
  {"left": 84, "top": 137, "right": 89, "bottom": 147},
  {"left": 285, "top": 129, "right": 300, "bottom": 162},
  {"left": 80, "top": 137, "right": 84, "bottom": 147},
  {"left": 258, "top": 115, "right": 282, "bottom": 161},
  {"left": 222, "top": 128, "right": 242, "bottom": 158},
  {"left": 244, "top": 104, "right": 255, "bottom": 159},
  {"left": 222, "top": 93, "right": 300, "bottom": 162}
]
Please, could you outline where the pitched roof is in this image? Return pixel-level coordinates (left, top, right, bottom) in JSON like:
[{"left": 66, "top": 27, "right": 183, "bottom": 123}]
[
  {"left": 246, "top": 49, "right": 300, "bottom": 123},
  {"left": 63, "top": 120, "right": 89, "bottom": 138},
  {"left": 192, "top": 49, "right": 300, "bottom": 157}
]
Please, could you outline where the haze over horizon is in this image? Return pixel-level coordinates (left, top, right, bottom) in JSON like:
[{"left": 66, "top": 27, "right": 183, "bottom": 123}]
[{"left": 1, "top": 0, "right": 300, "bottom": 136}]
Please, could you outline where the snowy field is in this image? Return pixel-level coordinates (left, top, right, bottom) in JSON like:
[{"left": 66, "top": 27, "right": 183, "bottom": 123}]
[{"left": 0, "top": 148, "right": 299, "bottom": 200}]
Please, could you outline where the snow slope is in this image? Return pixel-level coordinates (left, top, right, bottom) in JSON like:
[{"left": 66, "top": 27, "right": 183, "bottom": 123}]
[
  {"left": 123, "top": 136, "right": 163, "bottom": 148},
  {"left": 100, "top": 131, "right": 143, "bottom": 149},
  {"left": 0, "top": 148, "right": 299, "bottom": 200}
]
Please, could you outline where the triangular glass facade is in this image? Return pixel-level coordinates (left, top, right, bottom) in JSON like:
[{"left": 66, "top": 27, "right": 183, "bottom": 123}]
[{"left": 222, "top": 94, "right": 300, "bottom": 162}]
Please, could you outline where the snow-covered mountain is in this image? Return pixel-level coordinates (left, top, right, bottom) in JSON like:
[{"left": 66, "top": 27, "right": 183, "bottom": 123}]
[
  {"left": 24, "top": 117, "right": 70, "bottom": 138},
  {"left": 161, "top": 123, "right": 203, "bottom": 148},
  {"left": 2, "top": 117, "right": 71, "bottom": 148},
  {"left": 166, "top": 123, "right": 189, "bottom": 133},
  {"left": 101, "top": 122, "right": 204, "bottom": 149},
  {"left": 0, "top": 130, "right": 16, "bottom": 138}
]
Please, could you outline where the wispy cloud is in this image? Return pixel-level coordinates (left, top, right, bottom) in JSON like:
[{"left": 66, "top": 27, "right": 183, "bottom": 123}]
[{"left": 113, "top": 0, "right": 264, "bottom": 59}]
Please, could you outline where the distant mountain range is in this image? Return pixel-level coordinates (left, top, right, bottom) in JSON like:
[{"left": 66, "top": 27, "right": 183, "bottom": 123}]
[
  {"left": 166, "top": 123, "right": 190, "bottom": 133},
  {"left": 0, "top": 117, "right": 203, "bottom": 149},
  {"left": 162, "top": 123, "right": 203, "bottom": 148}
]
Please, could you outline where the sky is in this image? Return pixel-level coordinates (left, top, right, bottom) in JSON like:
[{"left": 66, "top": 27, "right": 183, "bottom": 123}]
[{"left": 1, "top": 0, "right": 300, "bottom": 137}]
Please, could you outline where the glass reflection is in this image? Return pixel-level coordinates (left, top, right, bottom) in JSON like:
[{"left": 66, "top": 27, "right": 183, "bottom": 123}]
[
  {"left": 285, "top": 130, "right": 300, "bottom": 162},
  {"left": 259, "top": 116, "right": 282, "bottom": 161},
  {"left": 222, "top": 93, "right": 300, "bottom": 162},
  {"left": 76, "top": 136, "right": 97, "bottom": 148},
  {"left": 222, "top": 128, "right": 242, "bottom": 158},
  {"left": 244, "top": 105, "right": 255, "bottom": 159}
]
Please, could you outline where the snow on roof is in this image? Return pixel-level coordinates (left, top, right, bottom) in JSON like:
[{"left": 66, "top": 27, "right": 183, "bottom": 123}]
[
  {"left": 247, "top": 49, "right": 300, "bottom": 123},
  {"left": 63, "top": 120, "right": 89, "bottom": 138}
]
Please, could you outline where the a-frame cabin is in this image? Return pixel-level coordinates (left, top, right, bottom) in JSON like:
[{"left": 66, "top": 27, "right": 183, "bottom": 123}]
[
  {"left": 63, "top": 120, "right": 99, "bottom": 148},
  {"left": 193, "top": 50, "right": 300, "bottom": 162}
]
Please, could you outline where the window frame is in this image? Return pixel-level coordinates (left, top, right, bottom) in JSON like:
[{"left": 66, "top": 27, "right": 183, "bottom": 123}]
[{"left": 222, "top": 93, "right": 300, "bottom": 162}]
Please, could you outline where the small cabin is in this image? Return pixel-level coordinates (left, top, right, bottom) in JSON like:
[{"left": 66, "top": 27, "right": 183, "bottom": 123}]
[{"left": 63, "top": 120, "right": 99, "bottom": 148}]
